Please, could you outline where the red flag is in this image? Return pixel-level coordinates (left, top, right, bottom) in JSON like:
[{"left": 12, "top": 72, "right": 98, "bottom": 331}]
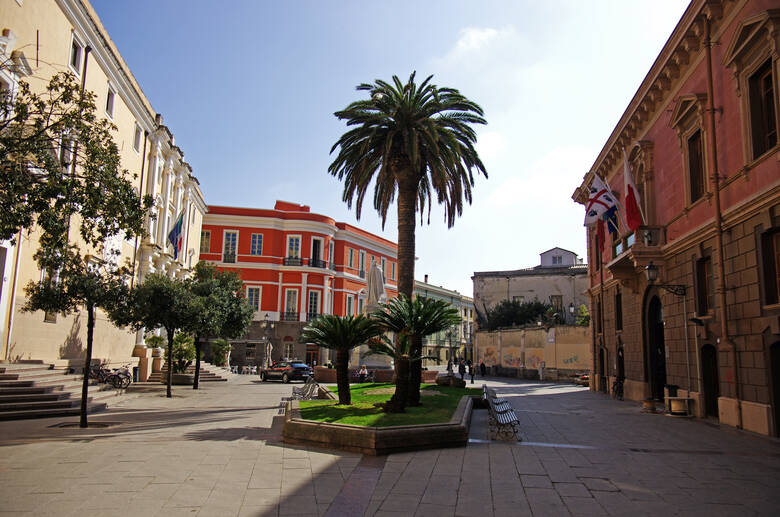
[
  {"left": 597, "top": 219, "right": 605, "bottom": 253},
  {"left": 624, "top": 150, "right": 645, "bottom": 231}
]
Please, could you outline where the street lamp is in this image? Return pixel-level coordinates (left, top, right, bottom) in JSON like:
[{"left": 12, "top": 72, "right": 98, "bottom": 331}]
[
  {"left": 445, "top": 327, "right": 455, "bottom": 362},
  {"left": 261, "top": 313, "right": 275, "bottom": 368}
]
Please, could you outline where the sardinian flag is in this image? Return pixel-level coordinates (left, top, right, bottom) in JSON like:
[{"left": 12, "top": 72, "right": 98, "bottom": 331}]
[
  {"left": 167, "top": 212, "right": 184, "bottom": 260},
  {"left": 584, "top": 175, "right": 618, "bottom": 226}
]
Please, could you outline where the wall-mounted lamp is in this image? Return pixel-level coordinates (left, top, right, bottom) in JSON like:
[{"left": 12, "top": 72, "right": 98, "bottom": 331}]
[{"left": 645, "top": 261, "right": 687, "bottom": 296}]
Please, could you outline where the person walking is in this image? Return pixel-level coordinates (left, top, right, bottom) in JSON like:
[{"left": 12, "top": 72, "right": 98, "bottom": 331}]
[
  {"left": 458, "top": 360, "right": 466, "bottom": 380},
  {"left": 358, "top": 364, "right": 368, "bottom": 383},
  {"left": 480, "top": 361, "right": 486, "bottom": 377},
  {"left": 468, "top": 363, "right": 475, "bottom": 384}
]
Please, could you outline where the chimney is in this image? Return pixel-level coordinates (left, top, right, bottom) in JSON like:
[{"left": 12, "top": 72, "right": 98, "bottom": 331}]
[{"left": 424, "top": 274, "right": 428, "bottom": 283}]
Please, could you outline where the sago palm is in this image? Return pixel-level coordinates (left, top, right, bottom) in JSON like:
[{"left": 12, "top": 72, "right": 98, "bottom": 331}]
[
  {"left": 330, "top": 72, "right": 486, "bottom": 404},
  {"left": 370, "top": 296, "right": 461, "bottom": 413},
  {"left": 300, "top": 314, "right": 384, "bottom": 405}
]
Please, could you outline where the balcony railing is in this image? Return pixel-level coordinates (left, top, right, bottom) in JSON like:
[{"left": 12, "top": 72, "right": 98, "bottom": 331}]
[
  {"left": 359, "top": 269, "right": 366, "bottom": 279},
  {"left": 283, "top": 257, "right": 303, "bottom": 266},
  {"left": 306, "top": 312, "right": 319, "bottom": 322},
  {"left": 281, "top": 311, "right": 299, "bottom": 321},
  {"left": 223, "top": 253, "right": 236, "bottom": 264},
  {"left": 308, "top": 258, "right": 327, "bottom": 269}
]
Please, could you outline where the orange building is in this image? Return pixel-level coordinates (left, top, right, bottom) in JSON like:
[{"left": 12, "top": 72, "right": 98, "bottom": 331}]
[{"left": 200, "top": 201, "right": 397, "bottom": 367}]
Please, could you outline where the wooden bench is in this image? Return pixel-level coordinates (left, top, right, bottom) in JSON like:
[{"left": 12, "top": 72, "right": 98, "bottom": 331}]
[
  {"left": 483, "top": 384, "right": 521, "bottom": 441},
  {"left": 292, "top": 376, "right": 319, "bottom": 401}
]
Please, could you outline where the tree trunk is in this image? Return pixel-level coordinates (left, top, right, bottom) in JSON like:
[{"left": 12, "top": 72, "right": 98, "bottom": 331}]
[
  {"left": 166, "top": 328, "right": 174, "bottom": 398},
  {"left": 396, "top": 178, "right": 422, "bottom": 406},
  {"left": 334, "top": 348, "right": 351, "bottom": 405},
  {"left": 193, "top": 334, "right": 201, "bottom": 390},
  {"left": 385, "top": 355, "right": 409, "bottom": 413},
  {"left": 80, "top": 303, "right": 95, "bottom": 428}
]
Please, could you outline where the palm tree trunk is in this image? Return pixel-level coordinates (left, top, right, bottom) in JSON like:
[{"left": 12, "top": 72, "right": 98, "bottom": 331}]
[
  {"left": 166, "top": 327, "right": 174, "bottom": 398},
  {"left": 385, "top": 355, "right": 409, "bottom": 413},
  {"left": 335, "top": 349, "right": 351, "bottom": 405},
  {"left": 193, "top": 334, "right": 201, "bottom": 390},
  {"left": 79, "top": 303, "right": 95, "bottom": 428}
]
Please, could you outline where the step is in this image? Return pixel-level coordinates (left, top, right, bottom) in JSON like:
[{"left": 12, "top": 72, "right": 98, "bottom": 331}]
[
  {"left": 0, "top": 386, "right": 54, "bottom": 395},
  {"left": 0, "top": 399, "right": 77, "bottom": 411},
  {"left": 0, "top": 393, "right": 70, "bottom": 403},
  {"left": 0, "top": 364, "right": 53, "bottom": 374},
  {"left": 0, "top": 370, "right": 66, "bottom": 381},
  {"left": 0, "top": 402, "right": 108, "bottom": 421}
]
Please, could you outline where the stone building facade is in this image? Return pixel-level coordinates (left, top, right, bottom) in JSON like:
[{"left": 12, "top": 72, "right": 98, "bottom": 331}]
[
  {"left": 414, "top": 276, "right": 475, "bottom": 364},
  {"left": 572, "top": 0, "right": 780, "bottom": 436}
]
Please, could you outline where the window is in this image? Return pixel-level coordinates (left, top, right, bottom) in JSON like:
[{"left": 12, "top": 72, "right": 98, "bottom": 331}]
[
  {"left": 695, "top": 256, "right": 714, "bottom": 316},
  {"left": 246, "top": 287, "right": 260, "bottom": 312},
  {"left": 284, "top": 344, "right": 295, "bottom": 360},
  {"left": 381, "top": 257, "right": 387, "bottom": 282},
  {"left": 748, "top": 60, "right": 777, "bottom": 159},
  {"left": 223, "top": 231, "right": 237, "bottom": 263},
  {"left": 285, "top": 289, "right": 298, "bottom": 318},
  {"left": 133, "top": 124, "right": 142, "bottom": 152},
  {"left": 552, "top": 255, "right": 562, "bottom": 265},
  {"left": 105, "top": 84, "right": 115, "bottom": 118},
  {"left": 308, "top": 291, "right": 319, "bottom": 318},
  {"left": 200, "top": 231, "right": 210, "bottom": 254},
  {"left": 626, "top": 232, "right": 635, "bottom": 249},
  {"left": 311, "top": 238, "right": 322, "bottom": 261},
  {"left": 348, "top": 248, "right": 354, "bottom": 268},
  {"left": 250, "top": 234, "right": 263, "bottom": 256},
  {"left": 512, "top": 295, "right": 525, "bottom": 303},
  {"left": 287, "top": 236, "right": 301, "bottom": 258},
  {"left": 391, "top": 262, "right": 395, "bottom": 280},
  {"left": 596, "top": 301, "right": 602, "bottom": 334},
  {"left": 69, "top": 35, "right": 83, "bottom": 73},
  {"left": 328, "top": 241, "right": 334, "bottom": 268},
  {"left": 687, "top": 130, "right": 705, "bottom": 203},
  {"left": 613, "top": 238, "right": 624, "bottom": 258},
  {"left": 358, "top": 297, "right": 364, "bottom": 315},
  {"left": 246, "top": 344, "right": 255, "bottom": 360},
  {"left": 346, "top": 295, "right": 354, "bottom": 316},
  {"left": 359, "top": 251, "right": 366, "bottom": 273},
  {"left": 615, "top": 287, "right": 623, "bottom": 332},
  {"left": 551, "top": 295, "right": 563, "bottom": 313},
  {"left": 760, "top": 229, "right": 780, "bottom": 306}
]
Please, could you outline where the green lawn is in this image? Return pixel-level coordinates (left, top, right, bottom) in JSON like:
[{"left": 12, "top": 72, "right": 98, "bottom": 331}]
[{"left": 298, "top": 383, "right": 481, "bottom": 427}]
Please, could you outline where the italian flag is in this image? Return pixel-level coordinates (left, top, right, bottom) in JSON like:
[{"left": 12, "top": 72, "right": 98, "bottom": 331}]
[{"left": 624, "top": 149, "right": 645, "bottom": 231}]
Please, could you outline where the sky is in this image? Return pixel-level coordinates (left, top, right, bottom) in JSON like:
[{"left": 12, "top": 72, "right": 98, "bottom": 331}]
[{"left": 91, "top": 0, "right": 689, "bottom": 297}]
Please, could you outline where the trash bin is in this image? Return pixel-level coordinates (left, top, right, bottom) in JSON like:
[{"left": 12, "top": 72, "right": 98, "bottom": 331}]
[{"left": 665, "top": 384, "right": 679, "bottom": 397}]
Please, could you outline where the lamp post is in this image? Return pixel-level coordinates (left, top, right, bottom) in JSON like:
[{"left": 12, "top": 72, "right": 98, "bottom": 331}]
[
  {"left": 645, "top": 261, "right": 692, "bottom": 395},
  {"left": 445, "top": 327, "right": 454, "bottom": 363},
  {"left": 261, "top": 313, "right": 275, "bottom": 368}
]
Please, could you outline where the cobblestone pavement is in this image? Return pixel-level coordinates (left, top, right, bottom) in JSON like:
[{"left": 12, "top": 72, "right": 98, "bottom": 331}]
[{"left": 0, "top": 375, "right": 779, "bottom": 516}]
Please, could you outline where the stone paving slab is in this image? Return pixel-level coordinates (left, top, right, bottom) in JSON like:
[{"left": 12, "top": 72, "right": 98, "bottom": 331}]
[{"left": 1, "top": 375, "right": 780, "bottom": 516}]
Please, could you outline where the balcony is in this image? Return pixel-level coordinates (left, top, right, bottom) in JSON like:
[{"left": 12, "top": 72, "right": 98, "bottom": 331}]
[
  {"left": 281, "top": 311, "right": 299, "bottom": 322},
  {"left": 223, "top": 253, "right": 236, "bottom": 264},
  {"left": 283, "top": 257, "right": 303, "bottom": 266},
  {"left": 359, "top": 269, "right": 366, "bottom": 279},
  {"left": 308, "top": 258, "right": 327, "bottom": 269},
  {"left": 306, "top": 312, "right": 319, "bottom": 322}
]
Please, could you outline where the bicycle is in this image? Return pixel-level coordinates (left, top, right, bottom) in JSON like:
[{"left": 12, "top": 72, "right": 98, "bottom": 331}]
[
  {"left": 106, "top": 364, "right": 132, "bottom": 389},
  {"left": 611, "top": 377, "right": 624, "bottom": 401}
]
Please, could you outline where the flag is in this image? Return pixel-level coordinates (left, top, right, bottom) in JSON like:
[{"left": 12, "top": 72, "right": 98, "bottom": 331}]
[
  {"left": 167, "top": 212, "right": 184, "bottom": 260},
  {"left": 603, "top": 206, "right": 620, "bottom": 236},
  {"left": 584, "top": 175, "right": 618, "bottom": 226},
  {"left": 624, "top": 149, "right": 645, "bottom": 231}
]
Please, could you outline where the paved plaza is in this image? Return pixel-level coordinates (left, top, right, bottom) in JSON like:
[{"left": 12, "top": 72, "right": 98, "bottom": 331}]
[{"left": 1, "top": 374, "right": 779, "bottom": 517}]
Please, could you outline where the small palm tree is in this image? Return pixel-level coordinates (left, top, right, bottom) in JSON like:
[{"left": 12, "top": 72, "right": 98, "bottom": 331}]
[
  {"left": 300, "top": 315, "right": 384, "bottom": 405},
  {"left": 370, "top": 296, "right": 461, "bottom": 413}
]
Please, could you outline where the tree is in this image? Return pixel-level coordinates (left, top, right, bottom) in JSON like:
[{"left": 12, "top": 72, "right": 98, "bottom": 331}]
[
  {"left": 1, "top": 72, "right": 152, "bottom": 245},
  {"left": 370, "top": 296, "right": 461, "bottom": 413},
  {"left": 112, "top": 273, "right": 195, "bottom": 398},
  {"left": 8, "top": 73, "right": 152, "bottom": 428},
  {"left": 23, "top": 251, "right": 130, "bottom": 428},
  {"left": 299, "top": 315, "right": 384, "bottom": 405},
  {"left": 185, "top": 262, "right": 252, "bottom": 389},
  {"left": 478, "top": 300, "right": 550, "bottom": 331},
  {"left": 168, "top": 333, "right": 195, "bottom": 374},
  {"left": 576, "top": 304, "right": 590, "bottom": 326},
  {"left": 329, "top": 72, "right": 487, "bottom": 406}
]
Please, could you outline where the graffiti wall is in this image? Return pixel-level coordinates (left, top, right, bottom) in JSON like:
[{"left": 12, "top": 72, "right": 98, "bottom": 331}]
[{"left": 475, "top": 325, "right": 590, "bottom": 371}]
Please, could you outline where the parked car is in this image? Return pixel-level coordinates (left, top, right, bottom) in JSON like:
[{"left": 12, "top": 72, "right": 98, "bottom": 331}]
[{"left": 260, "top": 361, "right": 313, "bottom": 383}]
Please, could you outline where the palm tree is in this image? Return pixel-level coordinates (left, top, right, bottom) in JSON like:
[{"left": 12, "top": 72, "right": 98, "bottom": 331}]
[
  {"left": 329, "top": 72, "right": 487, "bottom": 405},
  {"left": 370, "top": 296, "right": 461, "bottom": 413},
  {"left": 300, "top": 315, "right": 384, "bottom": 405}
]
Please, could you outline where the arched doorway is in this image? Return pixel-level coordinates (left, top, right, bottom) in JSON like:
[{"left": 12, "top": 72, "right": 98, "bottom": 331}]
[
  {"left": 770, "top": 342, "right": 780, "bottom": 435},
  {"left": 646, "top": 295, "right": 666, "bottom": 401},
  {"left": 598, "top": 348, "right": 607, "bottom": 393},
  {"left": 701, "top": 344, "right": 719, "bottom": 417}
]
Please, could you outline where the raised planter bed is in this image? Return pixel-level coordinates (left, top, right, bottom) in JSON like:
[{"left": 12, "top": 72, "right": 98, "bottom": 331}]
[{"left": 282, "top": 395, "right": 474, "bottom": 455}]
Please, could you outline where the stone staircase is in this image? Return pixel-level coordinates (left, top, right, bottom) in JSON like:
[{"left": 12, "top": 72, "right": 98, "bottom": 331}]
[
  {"left": 0, "top": 361, "right": 121, "bottom": 420},
  {"left": 147, "top": 362, "right": 228, "bottom": 382}
]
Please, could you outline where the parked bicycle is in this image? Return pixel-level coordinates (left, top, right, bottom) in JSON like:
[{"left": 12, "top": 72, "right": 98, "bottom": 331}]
[
  {"left": 611, "top": 377, "right": 624, "bottom": 401},
  {"left": 89, "top": 363, "right": 132, "bottom": 389}
]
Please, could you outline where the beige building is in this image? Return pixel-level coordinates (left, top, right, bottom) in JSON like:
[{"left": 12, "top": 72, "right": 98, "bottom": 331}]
[
  {"left": 415, "top": 276, "right": 475, "bottom": 364},
  {"left": 0, "top": 0, "right": 206, "bottom": 366},
  {"left": 472, "top": 248, "right": 589, "bottom": 325}
]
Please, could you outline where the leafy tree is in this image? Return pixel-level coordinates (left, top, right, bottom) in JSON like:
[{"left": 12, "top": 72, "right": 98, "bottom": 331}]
[
  {"left": 1, "top": 72, "right": 152, "bottom": 245},
  {"left": 576, "top": 304, "right": 590, "bottom": 326},
  {"left": 185, "top": 262, "right": 252, "bottom": 389},
  {"left": 210, "top": 338, "right": 231, "bottom": 367},
  {"left": 329, "top": 72, "right": 486, "bottom": 405},
  {"left": 8, "top": 73, "right": 152, "bottom": 428},
  {"left": 111, "top": 273, "right": 195, "bottom": 398},
  {"left": 479, "top": 300, "right": 550, "bottom": 331},
  {"left": 299, "top": 315, "right": 384, "bottom": 404},
  {"left": 23, "top": 252, "right": 130, "bottom": 428},
  {"left": 167, "top": 333, "right": 195, "bottom": 374},
  {"left": 370, "top": 296, "right": 460, "bottom": 413}
]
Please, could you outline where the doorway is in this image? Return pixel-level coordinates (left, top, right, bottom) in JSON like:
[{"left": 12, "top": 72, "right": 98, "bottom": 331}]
[
  {"left": 647, "top": 295, "right": 666, "bottom": 401},
  {"left": 770, "top": 342, "right": 780, "bottom": 435},
  {"left": 701, "top": 344, "right": 719, "bottom": 417},
  {"left": 598, "top": 348, "right": 607, "bottom": 393},
  {"left": 305, "top": 345, "right": 320, "bottom": 367}
]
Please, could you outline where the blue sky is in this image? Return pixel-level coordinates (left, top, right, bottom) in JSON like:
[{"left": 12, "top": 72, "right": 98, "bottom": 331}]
[{"left": 92, "top": 0, "right": 689, "bottom": 296}]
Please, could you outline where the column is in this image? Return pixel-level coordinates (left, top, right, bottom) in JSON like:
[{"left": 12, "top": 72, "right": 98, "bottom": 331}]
[{"left": 300, "top": 273, "right": 308, "bottom": 321}]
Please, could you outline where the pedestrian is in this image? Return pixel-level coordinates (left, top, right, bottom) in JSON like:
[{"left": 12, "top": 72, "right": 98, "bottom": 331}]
[
  {"left": 468, "top": 363, "right": 475, "bottom": 384},
  {"left": 458, "top": 360, "right": 466, "bottom": 380},
  {"left": 358, "top": 364, "right": 368, "bottom": 383},
  {"left": 480, "top": 361, "right": 486, "bottom": 377},
  {"left": 467, "top": 359, "right": 472, "bottom": 368},
  {"left": 447, "top": 359, "right": 453, "bottom": 374},
  {"left": 539, "top": 361, "right": 545, "bottom": 381}
]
